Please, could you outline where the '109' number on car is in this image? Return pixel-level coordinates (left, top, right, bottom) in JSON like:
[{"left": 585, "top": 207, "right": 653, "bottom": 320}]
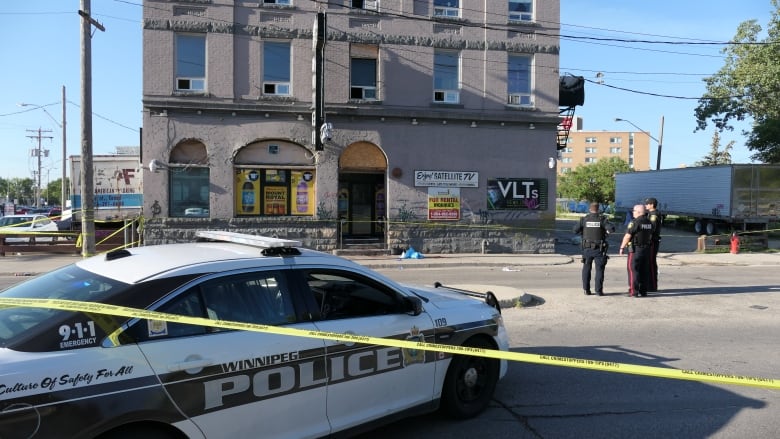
[{"left": 434, "top": 317, "right": 447, "bottom": 327}]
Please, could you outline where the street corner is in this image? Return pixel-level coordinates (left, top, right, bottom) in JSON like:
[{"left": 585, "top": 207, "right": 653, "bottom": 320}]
[{"left": 447, "top": 284, "right": 545, "bottom": 310}]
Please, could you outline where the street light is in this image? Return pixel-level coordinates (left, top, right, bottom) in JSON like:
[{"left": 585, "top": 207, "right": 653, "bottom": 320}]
[
  {"left": 614, "top": 116, "right": 664, "bottom": 170},
  {"left": 18, "top": 86, "right": 67, "bottom": 208}
]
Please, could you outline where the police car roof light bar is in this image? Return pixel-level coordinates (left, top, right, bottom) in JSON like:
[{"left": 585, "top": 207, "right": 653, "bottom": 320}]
[{"left": 196, "top": 231, "right": 302, "bottom": 248}]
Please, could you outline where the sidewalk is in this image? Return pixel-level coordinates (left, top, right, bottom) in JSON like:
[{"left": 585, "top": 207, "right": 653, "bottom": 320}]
[{"left": 2, "top": 250, "right": 779, "bottom": 277}]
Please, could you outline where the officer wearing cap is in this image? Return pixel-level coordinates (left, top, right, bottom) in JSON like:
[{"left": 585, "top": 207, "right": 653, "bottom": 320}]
[
  {"left": 644, "top": 197, "right": 662, "bottom": 292},
  {"left": 619, "top": 204, "right": 654, "bottom": 297},
  {"left": 573, "top": 202, "right": 615, "bottom": 296}
]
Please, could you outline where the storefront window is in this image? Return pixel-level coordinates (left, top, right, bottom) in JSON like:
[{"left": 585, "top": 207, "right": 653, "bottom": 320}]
[
  {"left": 235, "top": 168, "right": 315, "bottom": 216},
  {"left": 169, "top": 167, "right": 210, "bottom": 217}
]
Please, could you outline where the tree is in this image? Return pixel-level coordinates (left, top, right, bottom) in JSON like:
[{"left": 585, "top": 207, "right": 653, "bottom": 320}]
[
  {"left": 694, "top": 131, "right": 734, "bottom": 166},
  {"left": 1, "top": 177, "right": 35, "bottom": 205},
  {"left": 43, "top": 178, "right": 68, "bottom": 206},
  {"left": 558, "top": 157, "right": 632, "bottom": 204},
  {"left": 694, "top": 0, "right": 780, "bottom": 163}
]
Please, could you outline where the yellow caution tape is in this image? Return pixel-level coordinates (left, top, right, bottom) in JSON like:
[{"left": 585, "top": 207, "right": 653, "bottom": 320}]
[{"left": 1, "top": 297, "right": 778, "bottom": 390}]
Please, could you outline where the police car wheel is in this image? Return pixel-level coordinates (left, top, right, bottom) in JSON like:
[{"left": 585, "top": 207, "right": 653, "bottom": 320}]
[{"left": 441, "top": 337, "right": 499, "bottom": 418}]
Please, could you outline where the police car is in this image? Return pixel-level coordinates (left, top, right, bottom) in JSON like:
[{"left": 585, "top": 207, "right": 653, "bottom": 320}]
[{"left": 0, "top": 231, "right": 508, "bottom": 438}]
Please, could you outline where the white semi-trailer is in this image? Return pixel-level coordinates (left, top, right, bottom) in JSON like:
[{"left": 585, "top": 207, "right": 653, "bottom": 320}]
[{"left": 615, "top": 164, "right": 780, "bottom": 235}]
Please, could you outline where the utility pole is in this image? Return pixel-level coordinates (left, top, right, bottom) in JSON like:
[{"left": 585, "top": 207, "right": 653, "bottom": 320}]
[
  {"left": 656, "top": 115, "right": 665, "bottom": 171},
  {"left": 62, "top": 85, "right": 67, "bottom": 209},
  {"left": 26, "top": 128, "right": 52, "bottom": 208},
  {"left": 79, "top": 0, "right": 104, "bottom": 257}
]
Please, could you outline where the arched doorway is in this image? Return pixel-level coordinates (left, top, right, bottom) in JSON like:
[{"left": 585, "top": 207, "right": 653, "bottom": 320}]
[{"left": 338, "top": 142, "right": 387, "bottom": 238}]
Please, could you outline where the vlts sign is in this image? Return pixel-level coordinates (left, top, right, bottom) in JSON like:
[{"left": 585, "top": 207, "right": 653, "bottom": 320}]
[{"left": 487, "top": 178, "right": 548, "bottom": 210}]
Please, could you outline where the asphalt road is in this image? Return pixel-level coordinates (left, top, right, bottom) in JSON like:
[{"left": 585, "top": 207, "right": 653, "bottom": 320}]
[{"left": 359, "top": 257, "right": 780, "bottom": 438}]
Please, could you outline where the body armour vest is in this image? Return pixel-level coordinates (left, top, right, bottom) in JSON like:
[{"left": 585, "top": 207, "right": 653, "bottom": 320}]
[
  {"left": 632, "top": 216, "right": 653, "bottom": 246},
  {"left": 582, "top": 213, "right": 604, "bottom": 243}
]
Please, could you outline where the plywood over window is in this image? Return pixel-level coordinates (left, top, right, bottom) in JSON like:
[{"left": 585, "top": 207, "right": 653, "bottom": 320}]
[{"left": 339, "top": 142, "right": 386, "bottom": 172}]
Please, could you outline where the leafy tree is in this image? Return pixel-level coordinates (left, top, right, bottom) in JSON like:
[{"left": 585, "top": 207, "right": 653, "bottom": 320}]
[
  {"left": 43, "top": 178, "right": 68, "bottom": 206},
  {"left": 694, "top": 131, "right": 734, "bottom": 166},
  {"left": 1, "top": 177, "right": 35, "bottom": 205},
  {"left": 694, "top": 0, "right": 780, "bottom": 163},
  {"left": 558, "top": 157, "right": 632, "bottom": 204}
]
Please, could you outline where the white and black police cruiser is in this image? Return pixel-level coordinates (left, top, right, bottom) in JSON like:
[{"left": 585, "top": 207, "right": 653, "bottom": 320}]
[{"left": 0, "top": 231, "right": 508, "bottom": 438}]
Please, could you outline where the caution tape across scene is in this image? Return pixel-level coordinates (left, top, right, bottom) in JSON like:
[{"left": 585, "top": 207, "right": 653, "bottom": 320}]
[{"left": 1, "top": 297, "right": 777, "bottom": 390}]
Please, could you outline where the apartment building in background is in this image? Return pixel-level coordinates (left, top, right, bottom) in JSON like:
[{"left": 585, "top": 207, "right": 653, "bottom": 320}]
[
  {"left": 558, "top": 121, "right": 651, "bottom": 175},
  {"left": 141, "top": 0, "right": 563, "bottom": 253}
]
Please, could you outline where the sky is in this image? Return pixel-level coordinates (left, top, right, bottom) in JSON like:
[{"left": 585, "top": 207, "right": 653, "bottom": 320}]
[{"left": 0, "top": 0, "right": 775, "bottom": 181}]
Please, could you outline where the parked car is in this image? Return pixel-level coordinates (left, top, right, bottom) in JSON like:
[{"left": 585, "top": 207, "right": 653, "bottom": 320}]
[
  {"left": 0, "top": 214, "right": 59, "bottom": 242},
  {"left": 0, "top": 231, "right": 508, "bottom": 438}
]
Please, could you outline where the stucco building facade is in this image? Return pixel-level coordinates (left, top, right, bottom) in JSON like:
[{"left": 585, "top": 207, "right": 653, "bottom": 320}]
[{"left": 141, "top": 0, "right": 563, "bottom": 253}]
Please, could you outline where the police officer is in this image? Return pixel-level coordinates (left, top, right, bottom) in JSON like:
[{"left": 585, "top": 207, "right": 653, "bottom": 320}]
[
  {"left": 645, "top": 197, "right": 662, "bottom": 292},
  {"left": 573, "top": 202, "right": 614, "bottom": 296},
  {"left": 619, "top": 204, "right": 654, "bottom": 297}
]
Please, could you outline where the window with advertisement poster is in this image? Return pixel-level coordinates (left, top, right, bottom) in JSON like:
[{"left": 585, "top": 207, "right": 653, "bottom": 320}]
[
  {"left": 234, "top": 168, "right": 315, "bottom": 216},
  {"left": 427, "top": 187, "right": 460, "bottom": 221}
]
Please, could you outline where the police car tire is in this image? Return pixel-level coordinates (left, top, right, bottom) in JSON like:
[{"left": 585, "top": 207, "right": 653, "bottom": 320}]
[{"left": 440, "top": 337, "right": 499, "bottom": 418}]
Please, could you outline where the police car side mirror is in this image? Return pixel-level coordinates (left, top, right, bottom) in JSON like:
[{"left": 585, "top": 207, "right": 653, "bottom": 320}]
[{"left": 404, "top": 296, "right": 423, "bottom": 316}]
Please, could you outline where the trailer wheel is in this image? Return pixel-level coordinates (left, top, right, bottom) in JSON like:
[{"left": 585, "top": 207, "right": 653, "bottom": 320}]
[
  {"left": 705, "top": 222, "right": 717, "bottom": 236},
  {"left": 694, "top": 220, "right": 704, "bottom": 235}
]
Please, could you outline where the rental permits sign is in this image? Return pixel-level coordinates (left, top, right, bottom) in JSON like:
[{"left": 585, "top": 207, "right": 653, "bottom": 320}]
[
  {"left": 428, "top": 187, "right": 461, "bottom": 220},
  {"left": 415, "top": 170, "right": 478, "bottom": 187}
]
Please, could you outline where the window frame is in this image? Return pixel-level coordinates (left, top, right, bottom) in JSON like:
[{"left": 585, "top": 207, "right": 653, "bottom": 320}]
[
  {"left": 175, "top": 33, "right": 206, "bottom": 92},
  {"left": 350, "top": 57, "right": 378, "bottom": 100},
  {"left": 351, "top": 0, "right": 378, "bottom": 10},
  {"left": 507, "top": 54, "right": 533, "bottom": 106},
  {"left": 169, "top": 166, "right": 210, "bottom": 218},
  {"left": 508, "top": 0, "right": 533, "bottom": 22},
  {"left": 433, "top": 49, "right": 460, "bottom": 103},
  {"left": 433, "top": 0, "right": 460, "bottom": 17},
  {"left": 263, "top": 41, "right": 292, "bottom": 96}
]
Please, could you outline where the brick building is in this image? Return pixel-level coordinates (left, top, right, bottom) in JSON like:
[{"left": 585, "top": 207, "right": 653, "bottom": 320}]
[{"left": 141, "top": 0, "right": 563, "bottom": 253}]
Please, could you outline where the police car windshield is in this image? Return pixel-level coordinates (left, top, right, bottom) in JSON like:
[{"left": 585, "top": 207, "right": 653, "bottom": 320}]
[{"left": 0, "top": 265, "right": 129, "bottom": 346}]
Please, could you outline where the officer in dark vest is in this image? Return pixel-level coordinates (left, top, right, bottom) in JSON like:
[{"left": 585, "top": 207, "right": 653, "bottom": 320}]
[
  {"left": 644, "top": 197, "right": 662, "bottom": 292},
  {"left": 573, "top": 202, "right": 614, "bottom": 296},
  {"left": 619, "top": 204, "right": 654, "bottom": 297}
]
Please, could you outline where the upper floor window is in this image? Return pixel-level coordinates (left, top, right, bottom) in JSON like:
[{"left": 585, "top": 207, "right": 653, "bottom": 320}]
[
  {"left": 263, "top": 41, "right": 291, "bottom": 96},
  {"left": 561, "top": 157, "right": 573, "bottom": 163},
  {"left": 610, "top": 147, "right": 622, "bottom": 154},
  {"left": 434, "top": 0, "right": 460, "bottom": 17},
  {"left": 562, "top": 147, "right": 573, "bottom": 153},
  {"left": 509, "top": 0, "right": 533, "bottom": 22},
  {"left": 585, "top": 157, "right": 598, "bottom": 163},
  {"left": 352, "top": 0, "right": 378, "bottom": 10},
  {"left": 175, "top": 34, "right": 206, "bottom": 91},
  {"left": 507, "top": 54, "right": 532, "bottom": 106},
  {"left": 585, "top": 137, "right": 597, "bottom": 143},
  {"left": 351, "top": 58, "right": 378, "bottom": 100},
  {"left": 609, "top": 137, "right": 622, "bottom": 144},
  {"left": 433, "top": 50, "right": 460, "bottom": 103},
  {"left": 585, "top": 147, "right": 597, "bottom": 154},
  {"left": 560, "top": 167, "right": 571, "bottom": 174}
]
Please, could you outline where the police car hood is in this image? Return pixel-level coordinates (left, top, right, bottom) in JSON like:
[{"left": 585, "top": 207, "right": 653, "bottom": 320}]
[{"left": 402, "top": 284, "right": 496, "bottom": 310}]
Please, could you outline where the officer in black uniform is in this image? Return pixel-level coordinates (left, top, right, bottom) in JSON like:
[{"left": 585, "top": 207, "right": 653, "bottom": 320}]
[
  {"left": 645, "top": 197, "right": 662, "bottom": 292},
  {"left": 619, "top": 204, "right": 654, "bottom": 297},
  {"left": 573, "top": 202, "right": 615, "bottom": 296}
]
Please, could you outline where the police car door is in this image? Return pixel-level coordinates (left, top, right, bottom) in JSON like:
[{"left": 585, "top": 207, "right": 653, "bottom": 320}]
[
  {"left": 300, "top": 268, "right": 436, "bottom": 433},
  {"left": 129, "top": 270, "right": 329, "bottom": 439}
]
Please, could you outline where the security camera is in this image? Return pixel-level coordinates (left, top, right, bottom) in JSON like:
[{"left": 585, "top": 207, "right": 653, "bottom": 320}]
[
  {"left": 149, "top": 159, "right": 167, "bottom": 173},
  {"left": 320, "top": 122, "right": 333, "bottom": 143}
]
